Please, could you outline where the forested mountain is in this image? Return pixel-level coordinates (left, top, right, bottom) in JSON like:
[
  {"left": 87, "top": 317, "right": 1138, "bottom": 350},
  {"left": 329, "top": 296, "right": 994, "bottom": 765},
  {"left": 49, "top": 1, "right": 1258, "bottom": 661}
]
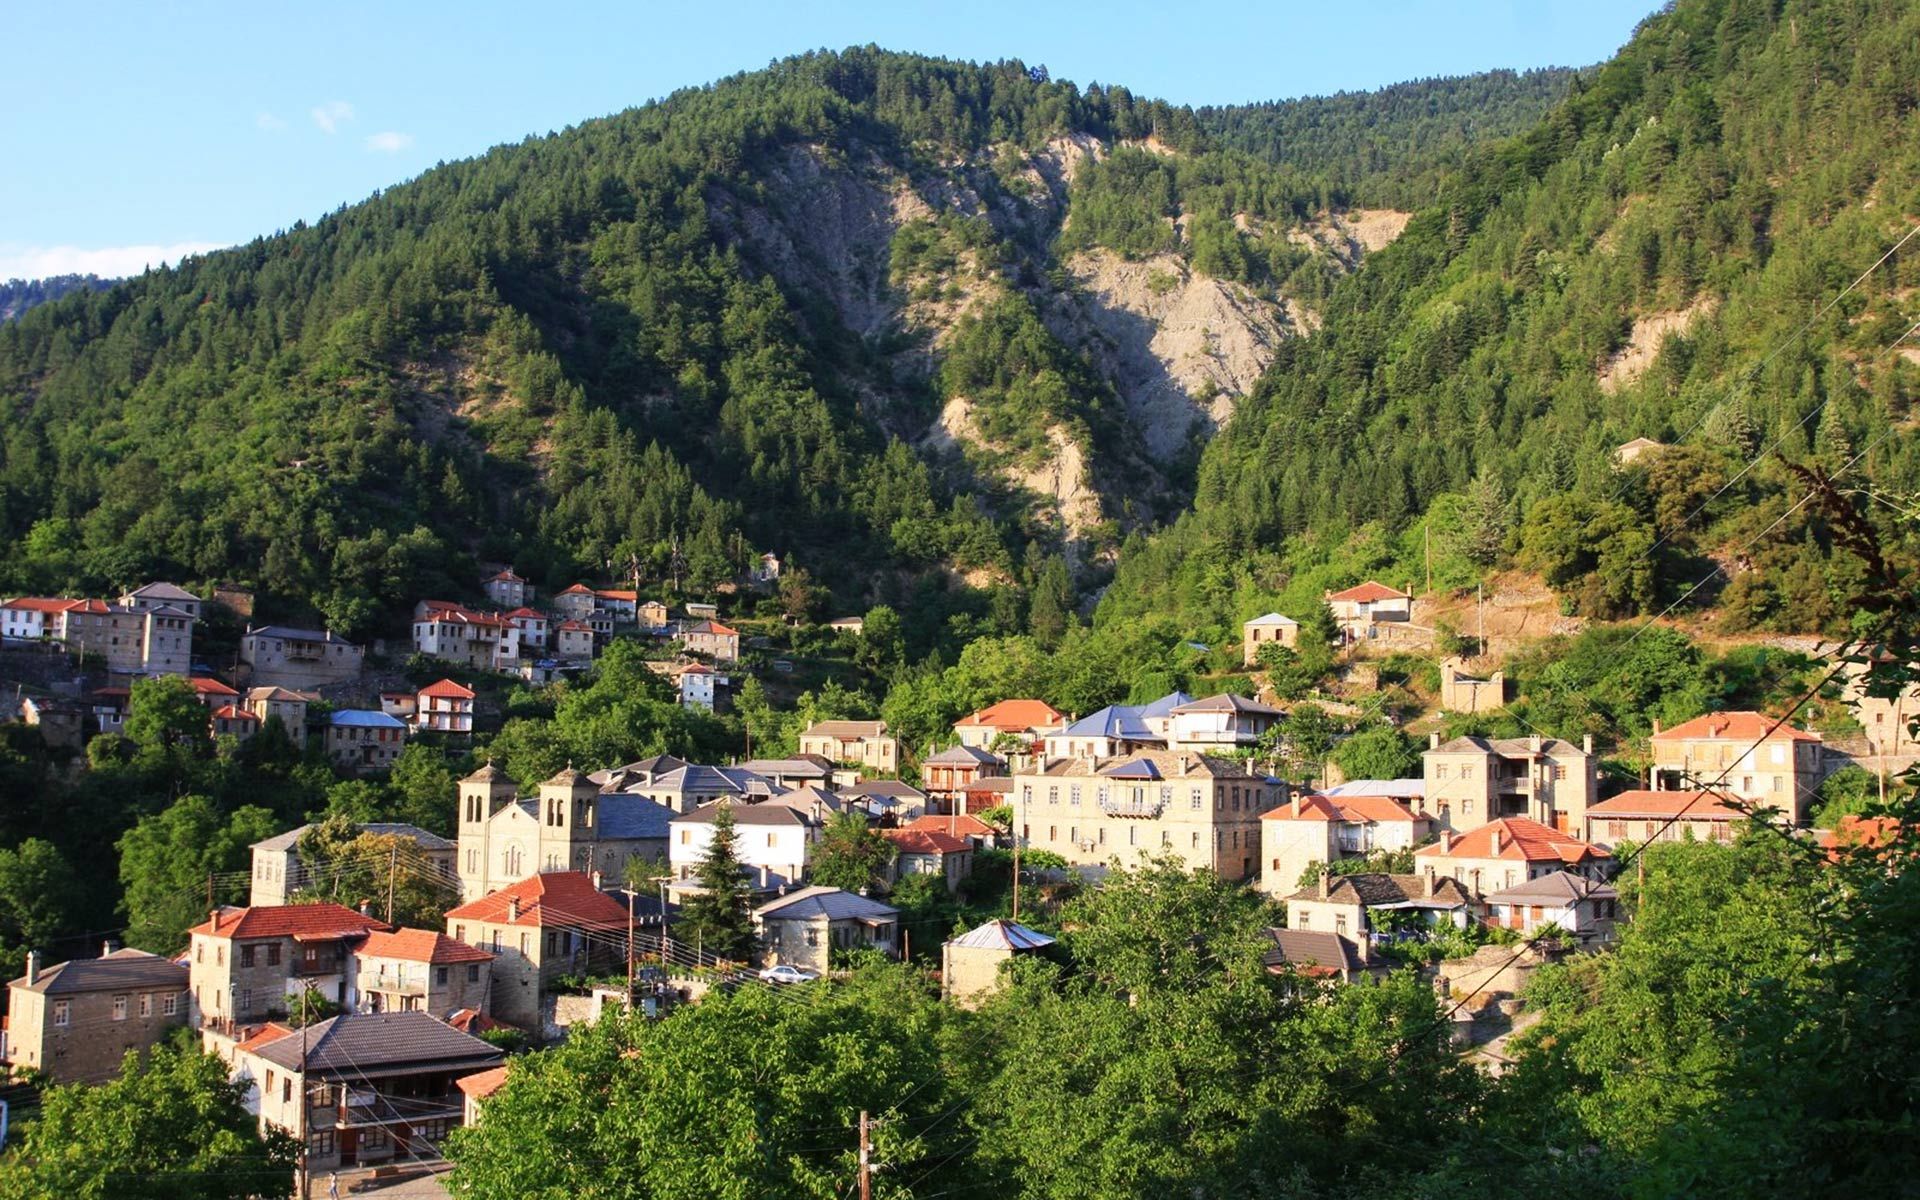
[
  {"left": 0, "top": 52, "right": 1564, "bottom": 642},
  {"left": 1103, "top": 0, "right": 1920, "bottom": 642},
  {"left": 0, "top": 274, "right": 109, "bottom": 323}
]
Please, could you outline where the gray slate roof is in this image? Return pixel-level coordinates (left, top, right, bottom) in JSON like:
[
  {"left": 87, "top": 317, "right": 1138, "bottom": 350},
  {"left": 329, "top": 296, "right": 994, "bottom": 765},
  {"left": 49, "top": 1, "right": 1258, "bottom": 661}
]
[
  {"left": 1432, "top": 735, "right": 1585, "bottom": 757},
  {"left": 251, "top": 822, "right": 455, "bottom": 854},
  {"left": 923, "top": 745, "right": 1003, "bottom": 766},
  {"left": 1170, "top": 693, "right": 1283, "bottom": 716},
  {"left": 11, "top": 948, "right": 187, "bottom": 995},
  {"left": 1288, "top": 872, "right": 1474, "bottom": 909},
  {"left": 247, "top": 625, "right": 356, "bottom": 644},
  {"left": 1263, "top": 929, "right": 1374, "bottom": 974},
  {"left": 596, "top": 795, "right": 678, "bottom": 840},
  {"left": 755, "top": 886, "right": 899, "bottom": 922},
  {"left": 1485, "top": 869, "right": 1618, "bottom": 905},
  {"left": 249, "top": 1011, "right": 504, "bottom": 1075}
]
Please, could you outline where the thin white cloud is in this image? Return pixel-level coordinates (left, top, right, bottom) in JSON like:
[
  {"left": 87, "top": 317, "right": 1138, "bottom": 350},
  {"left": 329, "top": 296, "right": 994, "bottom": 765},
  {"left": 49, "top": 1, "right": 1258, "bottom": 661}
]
[
  {"left": 310, "top": 100, "right": 354, "bottom": 134},
  {"left": 365, "top": 131, "right": 414, "bottom": 153},
  {"left": 0, "top": 242, "right": 229, "bottom": 281},
  {"left": 256, "top": 111, "right": 287, "bottom": 132}
]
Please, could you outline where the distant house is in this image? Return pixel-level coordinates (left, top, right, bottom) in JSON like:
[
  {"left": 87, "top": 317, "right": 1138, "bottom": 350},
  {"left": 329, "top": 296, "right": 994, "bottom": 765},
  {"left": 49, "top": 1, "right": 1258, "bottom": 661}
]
[
  {"left": 245, "top": 686, "right": 310, "bottom": 748},
  {"left": 412, "top": 603, "right": 518, "bottom": 674},
  {"left": 249, "top": 821, "right": 456, "bottom": 907},
  {"left": 684, "top": 602, "right": 719, "bottom": 620},
  {"left": 1284, "top": 872, "right": 1476, "bottom": 944},
  {"left": 593, "top": 590, "right": 639, "bottom": 622},
  {"left": 240, "top": 625, "right": 364, "bottom": 690},
  {"left": 1166, "top": 693, "right": 1284, "bottom": 750},
  {"left": 753, "top": 553, "right": 783, "bottom": 585},
  {"left": 1615, "top": 436, "right": 1666, "bottom": 464},
  {"left": 1, "top": 597, "right": 73, "bottom": 642},
  {"left": 1324, "top": 581, "right": 1414, "bottom": 643},
  {"left": 233, "top": 1012, "right": 502, "bottom": 1172},
  {"left": 553, "top": 620, "right": 595, "bottom": 663},
  {"left": 1439, "top": 657, "right": 1506, "bottom": 714},
  {"left": 504, "top": 607, "right": 549, "bottom": 652},
  {"left": 4, "top": 946, "right": 189, "bottom": 1083},
  {"left": 1584, "top": 789, "right": 1746, "bottom": 849},
  {"left": 676, "top": 662, "right": 727, "bottom": 712},
  {"left": 680, "top": 618, "right": 740, "bottom": 661},
  {"left": 1648, "top": 711, "right": 1824, "bottom": 825},
  {"left": 637, "top": 600, "right": 670, "bottom": 629},
  {"left": 1259, "top": 792, "right": 1436, "bottom": 898},
  {"left": 417, "top": 678, "right": 477, "bottom": 735},
  {"left": 54, "top": 599, "right": 194, "bottom": 676},
  {"left": 19, "top": 695, "right": 84, "bottom": 750},
  {"left": 210, "top": 704, "right": 260, "bottom": 742},
  {"left": 842, "top": 779, "right": 931, "bottom": 822},
  {"left": 880, "top": 827, "right": 973, "bottom": 893},
  {"left": 1416, "top": 817, "right": 1611, "bottom": 896},
  {"left": 953, "top": 699, "right": 1068, "bottom": 761},
  {"left": 827, "top": 616, "right": 864, "bottom": 635},
  {"left": 669, "top": 799, "right": 821, "bottom": 892},
  {"left": 187, "top": 903, "right": 388, "bottom": 1037},
  {"left": 456, "top": 1064, "right": 510, "bottom": 1127},
  {"left": 899, "top": 812, "right": 998, "bottom": 850},
  {"left": 798, "top": 719, "right": 898, "bottom": 772},
  {"left": 325, "top": 710, "right": 409, "bottom": 773},
  {"left": 551, "top": 584, "right": 598, "bottom": 622},
  {"left": 483, "top": 568, "right": 532, "bottom": 610},
  {"left": 753, "top": 887, "right": 899, "bottom": 974},
  {"left": 1484, "top": 870, "right": 1618, "bottom": 946},
  {"left": 1261, "top": 928, "right": 1386, "bottom": 985},
  {"left": 1422, "top": 733, "right": 1597, "bottom": 834},
  {"left": 1242, "top": 612, "right": 1300, "bottom": 666},
  {"left": 941, "top": 919, "right": 1054, "bottom": 1005},
  {"left": 119, "top": 582, "right": 205, "bottom": 621},
  {"left": 1040, "top": 691, "right": 1193, "bottom": 761},
  {"left": 186, "top": 675, "right": 241, "bottom": 710},
  {"left": 921, "top": 745, "right": 1006, "bottom": 808},
  {"left": 443, "top": 872, "right": 630, "bottom": 1031},
  {"left": 88, "top": 686, "right": 129, "bottom": 735},
  {"left": 351, "top": 928, "right": 494, "bottom": 1018}
]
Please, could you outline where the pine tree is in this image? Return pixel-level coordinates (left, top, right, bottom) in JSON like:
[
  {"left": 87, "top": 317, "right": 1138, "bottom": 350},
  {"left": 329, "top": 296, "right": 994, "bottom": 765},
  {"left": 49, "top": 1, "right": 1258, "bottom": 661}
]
[
  {"left": 676, "top": 805, "right": 755, "bottom": 962},
  {"left": 1463, "top": 473, "right": 1510, "bottom": 567}
]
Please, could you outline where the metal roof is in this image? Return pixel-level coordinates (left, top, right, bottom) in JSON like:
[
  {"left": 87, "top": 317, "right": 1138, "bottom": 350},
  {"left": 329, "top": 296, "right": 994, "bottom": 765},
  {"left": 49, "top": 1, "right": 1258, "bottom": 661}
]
[
  {"left": 329, "top": 710, "right": 407, "bottom": 729},
  {"left": 946, "top": 919, "right": 1055, "bottom": 951},
  {"left": 754, "top": 886, "right": 899, "bottom": 922},
  {"left": 247, "top": 1011, "right": 504, "bottom": 1076}
]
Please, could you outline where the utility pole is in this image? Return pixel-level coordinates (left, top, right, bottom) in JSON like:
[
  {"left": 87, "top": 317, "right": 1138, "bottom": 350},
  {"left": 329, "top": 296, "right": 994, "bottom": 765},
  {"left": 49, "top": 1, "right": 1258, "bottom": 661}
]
[
  {"left": 1477, "top": 582, "right": 1486, "bottom": 657},
  {"left": 858, "top": 1109, "right": 872, "bottom": 1200},
  {"left": 206, "top": 871, "right": 215, "bottom": 915},
  {"left": 385, "top": 843, "right": 398, "bottom": 926},
  {"left": 1424, "top": 524, "right": 1433, "bottom": 596},
  {"left": 620, "top": 888, "right": 638, "bottom": 999}
]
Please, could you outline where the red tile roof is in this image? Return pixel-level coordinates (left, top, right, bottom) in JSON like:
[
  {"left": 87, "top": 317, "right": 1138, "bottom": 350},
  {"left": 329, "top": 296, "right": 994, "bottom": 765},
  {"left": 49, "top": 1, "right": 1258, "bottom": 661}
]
[
  {"left": 358, "top": 928, "right": 494, "bottom": 964},
  {"left": 593, "top": 589, "right": 638, "bottom": 602},
  {"left": 1326, "top": 580, "right": 1410, "bottom": 603},
  {"left": 880, "top": 828, "right": 971, "bottom": 855},
  {"left": 503, "top": 607, "right": 546, "bottom": 620},
  {"left": 558, "top": 584, "right": 595, "bottom": 596},
  {"left": 955, "top": 699, "right": 1068, "bottom": 731},
  {"left": 419, "top": 678, "right": 476, "bottom": 700},
  {"left": 487, "top": 569, "right": 525, "bottom": 583},
  {"left": 1263, "top": 794, "right": 1423, "bottom": 824},
  {"left": 1586, "top": 790, "right": 1746, "bottom": 820},
  {"left": 1417, "top": 817, "right": 1609, "bottom": 866},
  {"left": 444, "top": 872, "right": 629, "bottom": 930},
  {"left": 188, "top": 677, "right": 239, "bottom": 696},
  {"left": 2, "top": 597, "right": 79, "bottom": 613},
  {"left": 189, "top": 903, "right": 388, "bottom": 941},
  {"left": 236, "top": 1021, "right": 297, "bottom": 1053},
  {"left": 455, "top": 1063, "right": 510, "bottom": 1099},
  {"left": 557, "top": 620, "right": 591, "bottom": 632},
  {"left": 1651, "top": 711, "right": 1822, "bottom": 743},
  {"left": 447, "top": 1008, "right": 518, "bottom": 1038},
  {"left": 902, "top": 813, "right": 995, "bottom": 840},
  {"left": 211, "top": 705, "right": 258, "bottom": 722}
]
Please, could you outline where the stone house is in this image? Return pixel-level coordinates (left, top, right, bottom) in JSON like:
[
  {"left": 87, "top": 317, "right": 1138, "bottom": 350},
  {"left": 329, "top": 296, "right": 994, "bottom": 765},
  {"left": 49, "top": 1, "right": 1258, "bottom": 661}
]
[
  {"left": 455, "top": 764, "right": 675, "bottom": 902},
  {"left": 119, "top": 581, "right": 205, "bottom": 621},
  {"left": 551, "top": 584, "right": 598, "bottom": 621},
  {"left": 187, "top": 903, "right": 388, "bottom": 1039},
  {"left": 240, "top": 625, "right": 364, "bottom": 690},
  {"left": 554, "top": 620, "right": 595, "bottom": 663},
  {"left": 798, "top": 719, "right": 899, "bottom": 772},
  {"left": 680, "top": 618, "right": 741, "bottom": 661},
  {"left": 1616, "top": 436, "right": 1666, "bottom": 464},
  {"left": 1648, "top": 711, "right": 1825, "bottom": 824},
  {"left": 325, "top": 710, "right": 409, "bottom": 774},
  {"left": 56, "top": 599, "right": 194, "bottom": 675},
  {"left": 637, "top": 600, "right": 670, "bottom": 629},
  {"left": 416, "top": 677, "right": 477, "bottom": 735},
  {"left": 1323, "top": 581, "right": 1415, "bottom": 644},
  {"left": 1259, "top": 792, "right": 1436, "bottom": 897},
  {"left": 249, "top": 822, "right": 457, "bottom": 907},
  {"left": 1415, "top": 816, "right": 1610, "bottom": 896},
  {"left": 941, "top": 919, "right": 1053, "bottom": 1006},
  {"left": 1241, "top": 612, "right": 1300, "bottom": 665},
  {"left": 1484, "top": 870, "right": 1618, "bottom": 946},
  {"left": 1438, "top": 657, "right": 1506, "bottom": 714},
  {"left": 1010, "top": 749, "right": 1281, "bottom": 882},
  {"left": 482, "top": 568, "right": 532, "bottom": 610},
  {"left": 245, "top": 686, "right": 310, "bottom": 748},
  {"left": 187, "top": 675, "right": 240, "bottom": 710},
  {"left": 880, "top": 827, "right": 973, "bottom": 893},
  {"left": 921, "top": 745, "right": 1006, "bottom": 809},
  {"left": 237, "top": 1011, "right": 501, "bottom": 1173},
  {"left": 3, "top": 946, "right": 189, "bottom": 1083},
  {"left": 350, "top": 928, "right": 494, "bottom": 1018},
  {"left": 19, "top": 695, "right": 85, "bottom": 751},
  {"left": 443, "top": 871, "right": 631, "bottom": 1031},
  {"left": 504, "top": 608, "right": 549, "bottom": 652},
  {"left": 1422, "top": 733, "right": 1597, "bottom": 833},
  {"left": 753, "top": 887, "right": 899, "bottom": 974},
  {"left": 1284, "top": 872, "right": 1476, "bottom": 944},
  {"left": 412, "top": 602, "right": 519, "bottom": 673},
  {"left": 210, "top": 704, "right": 260, "bottom": 741},
  {"left": 1584, "top": 789, "right": 1747, "bottom": 849}
]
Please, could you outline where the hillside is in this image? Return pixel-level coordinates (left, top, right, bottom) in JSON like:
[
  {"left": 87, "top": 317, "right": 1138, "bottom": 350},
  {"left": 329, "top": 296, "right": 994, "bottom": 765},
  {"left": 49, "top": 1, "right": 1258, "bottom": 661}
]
[
  {"left": 0, "top": 274, "right": 109, "bottom": 322},
  {"left": 0, "top": 52, "right": 1567, "bottom": 645},
  {"left": 1101, "top": 0, "right": 1920, "bottom": 645}
]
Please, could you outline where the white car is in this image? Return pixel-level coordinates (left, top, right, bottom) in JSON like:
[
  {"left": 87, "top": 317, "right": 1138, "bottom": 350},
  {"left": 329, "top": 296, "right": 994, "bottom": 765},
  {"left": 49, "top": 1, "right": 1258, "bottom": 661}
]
[{"left": 758, "top": 964, "right": 820, "bottom": 985}]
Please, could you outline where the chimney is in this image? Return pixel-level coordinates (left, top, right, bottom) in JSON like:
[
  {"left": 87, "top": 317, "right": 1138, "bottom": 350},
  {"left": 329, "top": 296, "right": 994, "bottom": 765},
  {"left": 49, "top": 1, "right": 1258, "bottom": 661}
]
[
  {"left": 1583, "top": 734, "right": 1593, "bottom": 755},
  {"left": 1291, "top": 793, "right": 1301, "bottom": 818},
  {"left": 1318, "top": 871, "right": 1329, "bottom": 899},
  {"left": 1493, "top": 827, "right": 1505, "bottom": 853},
  {"left": 359, "top": 900, "right": 373, "bottom": 917},
  {"left": 1529, "top": 734, "right": 1542, "bottom": 754},
  {"left": 507, "top": 897, "right": 521, "bottom": 923},
  {"left": 592, "top": 870, "right": 603, "bottom": 890},
  {"left": 1429, "top": 732, "right": 1440, "bottom": 750},
  {"left": 1651, "top": 718, "right": 1661, "bottom": 736},
  {"left": 25, "top": 951, "right": 39, "bottom": 985},
  {"left": 101, "top": 938, "right": 120, "bottom": 957}
]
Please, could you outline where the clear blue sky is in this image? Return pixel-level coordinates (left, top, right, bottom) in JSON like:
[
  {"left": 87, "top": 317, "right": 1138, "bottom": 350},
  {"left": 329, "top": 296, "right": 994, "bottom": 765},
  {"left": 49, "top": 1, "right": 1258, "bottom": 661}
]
[{"left": 1, "top": 0, "right": 1657, "bottom": 280}]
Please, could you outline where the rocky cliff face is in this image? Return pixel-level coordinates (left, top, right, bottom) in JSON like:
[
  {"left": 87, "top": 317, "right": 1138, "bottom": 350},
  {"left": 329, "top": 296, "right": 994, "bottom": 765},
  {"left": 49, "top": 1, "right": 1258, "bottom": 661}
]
[{"left": 707, "top": 140, "right": 1406, "bottom": 547}]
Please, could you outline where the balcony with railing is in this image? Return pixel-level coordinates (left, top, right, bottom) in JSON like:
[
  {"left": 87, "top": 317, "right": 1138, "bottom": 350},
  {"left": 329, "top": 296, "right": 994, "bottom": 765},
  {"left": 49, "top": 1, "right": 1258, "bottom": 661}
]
[{"left": 1098, "top": 793, "right": 1166, "bottom": 818}]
